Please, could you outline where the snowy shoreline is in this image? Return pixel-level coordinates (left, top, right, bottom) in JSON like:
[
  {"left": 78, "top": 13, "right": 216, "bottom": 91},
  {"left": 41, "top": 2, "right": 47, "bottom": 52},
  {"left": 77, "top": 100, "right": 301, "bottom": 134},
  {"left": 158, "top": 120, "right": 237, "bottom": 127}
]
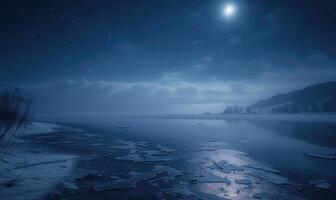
[{"left": 0, "top": 122, "right": 79, "bottom": 200}]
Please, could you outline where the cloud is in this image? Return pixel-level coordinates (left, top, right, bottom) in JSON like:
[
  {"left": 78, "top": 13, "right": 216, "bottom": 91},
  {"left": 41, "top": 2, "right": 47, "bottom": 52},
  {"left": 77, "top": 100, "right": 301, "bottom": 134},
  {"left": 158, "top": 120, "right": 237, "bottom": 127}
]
[
  {"left": 192, "top": 56, "right": 213, "bottom": 72},
  {"left": 29, "top": 68, "right": 336, "bottom": 115},
  {"left": 193, "top": 64, "right": 207, "bottom": 71},
  {"left": 201, "top": 56, "right": 213, "bottom": 63},
  {"left": 30, "top": 78, "right": 255, "bottom": 115},
  {"left": 30, "top": 80, "right": 214, "bottom": 115}
]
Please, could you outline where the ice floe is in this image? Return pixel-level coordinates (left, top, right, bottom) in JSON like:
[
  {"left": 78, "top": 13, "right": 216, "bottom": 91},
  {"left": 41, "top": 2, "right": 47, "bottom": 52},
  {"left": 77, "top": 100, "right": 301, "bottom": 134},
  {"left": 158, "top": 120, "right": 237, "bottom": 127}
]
[
  {"left": 196, "top": 171, "right": 231, "bottom": 184},
  {"left": 309, "top": 179, "right": 331, "bottom": 190},
  {"left": 305, "top": 153, "right": 336, "bottom": 160},
  {"left": 244, "top": 164, "right": 281, "bottom": 174},
  {"left": 94, "top": 171, "right": 157, "bottom": 191},
  {"left": 245, "top": 168, "right": 290, "bottom": 185},
  {"left": 153, "top": 165, "right": 182, "bottom": 180},
  {"left": 212, "top": 160, "right": 244, "bottom": 173},
  {"left": 187, "top": 149, "right": 297, "bottom": 199},
  {"left": 94, "top": 165, "right": 183, "bottom": 192},
  {"left": 113, "top": 143, "right": 176, "bottom": 162},
  {"left": 235, "top": 179, "right": 252, "bottom": 186}
]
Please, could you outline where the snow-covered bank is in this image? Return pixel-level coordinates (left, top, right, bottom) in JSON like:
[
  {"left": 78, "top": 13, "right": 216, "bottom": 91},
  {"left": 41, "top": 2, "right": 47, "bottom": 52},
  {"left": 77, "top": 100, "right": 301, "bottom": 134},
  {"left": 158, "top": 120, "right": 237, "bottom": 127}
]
[{"left": 0, "top": 122, "right": 79, "bottom": 200}]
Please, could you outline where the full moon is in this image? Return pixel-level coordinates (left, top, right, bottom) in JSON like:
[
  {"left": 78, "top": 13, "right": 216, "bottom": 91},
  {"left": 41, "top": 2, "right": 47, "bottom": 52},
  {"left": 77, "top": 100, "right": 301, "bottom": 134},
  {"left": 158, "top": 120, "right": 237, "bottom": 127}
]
[{"left": 223, "top": 4, "right": 235, "bottom": 17}]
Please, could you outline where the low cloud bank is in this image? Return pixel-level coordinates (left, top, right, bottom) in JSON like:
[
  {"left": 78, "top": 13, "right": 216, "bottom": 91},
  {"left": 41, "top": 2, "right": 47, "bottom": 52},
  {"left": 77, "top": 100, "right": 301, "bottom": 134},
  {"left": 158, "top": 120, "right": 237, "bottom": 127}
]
[{"left": 30, "top": 68, "right": 336, "bottom": 115}]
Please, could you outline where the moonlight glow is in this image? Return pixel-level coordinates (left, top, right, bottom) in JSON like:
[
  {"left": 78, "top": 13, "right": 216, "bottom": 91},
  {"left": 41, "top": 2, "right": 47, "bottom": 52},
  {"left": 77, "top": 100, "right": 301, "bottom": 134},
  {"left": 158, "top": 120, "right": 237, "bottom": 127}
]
[{"left": 223, "top": 4, "right": 235, "bottom": 17}]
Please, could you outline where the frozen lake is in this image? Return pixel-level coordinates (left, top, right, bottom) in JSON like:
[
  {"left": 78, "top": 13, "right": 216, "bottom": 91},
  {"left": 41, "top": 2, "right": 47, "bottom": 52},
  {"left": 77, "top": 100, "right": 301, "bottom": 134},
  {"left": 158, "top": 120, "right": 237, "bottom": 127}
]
[{"left": 2, "top": 114, "right": 336, "bottom": 199}]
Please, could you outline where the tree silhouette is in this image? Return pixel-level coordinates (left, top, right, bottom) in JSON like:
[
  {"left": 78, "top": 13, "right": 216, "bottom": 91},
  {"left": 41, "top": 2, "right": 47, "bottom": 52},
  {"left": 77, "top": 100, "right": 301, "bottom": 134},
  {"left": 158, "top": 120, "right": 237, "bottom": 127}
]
[{"left": 0, "top": 87, "right": 32, "bottom": 151}]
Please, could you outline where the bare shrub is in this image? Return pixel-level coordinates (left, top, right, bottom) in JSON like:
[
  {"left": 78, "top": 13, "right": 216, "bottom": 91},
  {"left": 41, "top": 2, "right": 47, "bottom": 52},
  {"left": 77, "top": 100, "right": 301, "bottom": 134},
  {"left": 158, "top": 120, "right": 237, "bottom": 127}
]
[{"left": 0, "top": 87, "right": 32, "bottom": 150}]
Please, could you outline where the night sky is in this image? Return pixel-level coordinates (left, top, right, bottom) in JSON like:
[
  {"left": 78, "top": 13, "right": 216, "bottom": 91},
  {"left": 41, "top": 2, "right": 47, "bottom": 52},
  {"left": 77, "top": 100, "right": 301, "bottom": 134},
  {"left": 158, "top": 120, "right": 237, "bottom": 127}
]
[{"left": 1, "top": 0, "right": 336, "bottom": 114}]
